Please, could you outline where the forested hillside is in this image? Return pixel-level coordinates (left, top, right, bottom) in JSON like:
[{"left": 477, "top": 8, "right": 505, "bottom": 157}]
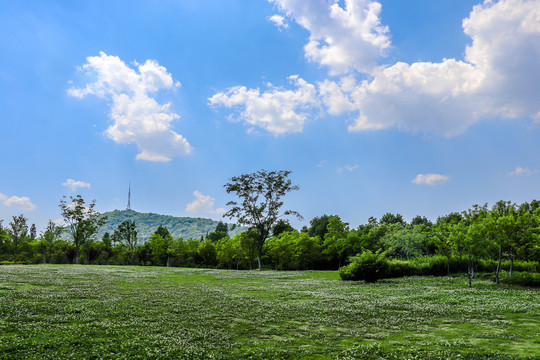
[{"left": 94, "top": 210, "right": 241, "bottom": 243}]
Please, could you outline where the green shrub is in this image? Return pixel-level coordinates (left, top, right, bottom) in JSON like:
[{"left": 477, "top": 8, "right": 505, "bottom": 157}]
[
  {"left": 339, "top": 250, "right": 388, "bottom": 282},
  {"left": 385, "top": 260, "right": 416, "bottom": 278},
  {"left": 499, "top": 271, "right": 540, "bottom": 287}
]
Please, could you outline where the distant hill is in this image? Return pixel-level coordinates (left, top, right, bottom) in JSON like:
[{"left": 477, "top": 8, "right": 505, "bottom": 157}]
[{"left": 90, "top": 210, "right": 243, "bottom": 243}]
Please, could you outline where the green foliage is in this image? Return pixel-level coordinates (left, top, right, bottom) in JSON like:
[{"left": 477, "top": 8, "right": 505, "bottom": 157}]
[
  {"left": 207, "top": 221, "right": 230, "bottom": 242},
  {"left": 7, "top": 214, "right": 30, "bottom": 264},
  {"left": 272, "top": 219, "right": 294, "bottom": 237},
  {"left": 410, "top": 215, "right": 433, "bottom": 227},
  {"left": 339, "top": 250, "right": 389, "bottom": 282},
  {"left": 198, "top": 240, "right": 217, "bottom": 267},
  {"left": 112, "top": 220, "right": 138, "bottom": 265},
  {"left": 307, "top": 214, "right": 335, "bottom": 240},
  {"left": 237, "top": 229, "right": 258, "bottom": 270},
  {"left": 265, "top": 231, "right": 322, "bottom": 270},
  {"left": 223, "top": 169, "right": 302, "bottom": 269},
  {"left": 381, "top": 227, "right": 427, "bottom": 260},
  {"left": 499, "top": 271, "right": 540, "bottom": 287},
  {"left": 380, "top": 212, "right": 406, "bottom": 226},
  {"left": 59, "top": 195, "right": 106, "bottom": 264}
]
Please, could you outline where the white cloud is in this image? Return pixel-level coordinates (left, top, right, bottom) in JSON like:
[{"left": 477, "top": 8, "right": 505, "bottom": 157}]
[
  {"left": 412, "top": 174, "right": 450, "bottom": 186},
  {"left": 3, "top": 196, "right": 36, "bottom": 211},
  {"left": 269, "top": 0, "right": 390, "bottom": 75},
  {"left": 209, "top": 75, "right": 319, "bottom": 135},
  {"left": 326, "top": 0, "right": 540, "bottom": 136},
  {"left": 215, "top": 0, "right": 540, "bottom": 137},
  {"left": 316, "top": 160, "right": 327, "bottom": 167},
  {"left": 185, "top": 191, "right": 225, "bottom": 215},
  {"left": 509, "top": 166, "right": 536, "bottom": 176},
  {"left": 269, "top": 14, "right": 289, "bottom": 30},
  {"left": 62, "top": 179, "right": 91, "bottom": 192},
  {"left": 0, "top": 192, "right": 36, "bottom": 211},
  {"left": 68, "top": 52, "right": 191, "bottom": 162},
  {"left": 337, "top": 164, "right": 359, "bottom": 173}
]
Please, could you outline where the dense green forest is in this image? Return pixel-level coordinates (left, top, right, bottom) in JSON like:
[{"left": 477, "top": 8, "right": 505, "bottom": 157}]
[
  {"left": 1, "top": 198, "right": 540, "bottom": 288},
  {"left": 92, "top": 209, "right": 243, "bottom": 243}
]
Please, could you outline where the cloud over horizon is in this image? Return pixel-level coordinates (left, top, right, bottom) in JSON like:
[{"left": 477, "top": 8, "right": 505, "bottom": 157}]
[
  {"left": 185, "top": 191, "right": 225, "bottom": 216},
  {"left": 0, "top": 192, "right": 36, "bottom": 211}
]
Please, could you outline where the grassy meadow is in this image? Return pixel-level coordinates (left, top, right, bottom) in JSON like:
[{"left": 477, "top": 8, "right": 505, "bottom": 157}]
[{"left": 0, "top": 265, "right": 539, "bottom": 359}]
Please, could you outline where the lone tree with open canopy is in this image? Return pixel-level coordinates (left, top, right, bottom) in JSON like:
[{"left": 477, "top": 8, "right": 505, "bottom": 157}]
[
  {"left": 223, "top": 169, "right": 302, "bottom": 269},
  {"left": 59, "top": 195, "right": 106, "bottom": 264}
]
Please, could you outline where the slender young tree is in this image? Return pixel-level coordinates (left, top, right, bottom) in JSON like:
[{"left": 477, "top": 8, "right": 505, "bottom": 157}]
[
  {"left": 29, "top": 223, "right": 37, "bottom": 240},
  {"left": 39, "top": 220, "right": 64, "bottom": 263},
  {"left": 59, "top": 195, "right": 106, "bottom": 264},
  {"left": 112, "top": 220, "right": 138, "bottom": 265},
  {"left": 9, "top": 214, "right": 29, "bottom": 264},
  {"left": 223, "top": 169, "right": 302, "bottom": 269}
]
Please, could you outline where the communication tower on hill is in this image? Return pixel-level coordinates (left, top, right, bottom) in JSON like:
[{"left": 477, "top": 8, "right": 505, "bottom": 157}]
[{"left": 126, "top": 182, "right": 132, "bottom": 210}]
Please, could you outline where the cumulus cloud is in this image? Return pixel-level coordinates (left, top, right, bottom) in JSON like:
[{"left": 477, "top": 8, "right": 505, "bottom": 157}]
[
  {"left": 68, "top": 52, "right": 191, "bottom": 161},
  {"left": 269, "top": 14, "right": 289, "bottom": 30},
  {"left": 62, "top": 179, "right": 91, "bottom": 192},
  {"left": 209, "top": 75, "right": 319, "bottom": 135},
  {"left": 0, "top": 193, "right": 36, "bottom": 211},
  {"left": 509, "top": 166, "right": 536, "bottom": 176},
  {"left": 327, "top": 0, "right": 540, "bottom": 136},
  {"left": 269, "top": 0, "right": 390, "bottom": 75},
  {"left": 412, "top": 174, "right": 450, "bottom": 186},
  {"left": 185, "top": 191, "right": 225, "bottom": 215},
  {"left": 214, "top": 0, "right": 540, "bottom": 137}
]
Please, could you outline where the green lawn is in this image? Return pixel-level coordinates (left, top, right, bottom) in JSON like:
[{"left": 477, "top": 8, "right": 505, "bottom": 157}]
[{"left": 0, "top": 265, "right": 538, "bottom": 359}]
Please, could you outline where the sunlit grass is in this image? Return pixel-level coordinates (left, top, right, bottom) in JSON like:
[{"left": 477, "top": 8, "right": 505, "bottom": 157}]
[{"left": 0, "top": 265, "right": 538, "bottom": 359}]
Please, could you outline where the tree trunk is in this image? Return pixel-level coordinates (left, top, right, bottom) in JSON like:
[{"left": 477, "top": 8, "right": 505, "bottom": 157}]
[
  {"left": 446, "top": 255, "right": 450, "bottom": 276},
  {"left": 495, "top": 246, "right": 502, "bottom": 284},
  {"left": 167, "top": 255, "right": 170, "bottom": 267},
  {"left": 75, "top": 248, "right": 80, "bottom": 265},
  {"left": 43, "top": 250, "right": 47, "bottom": 264},
  {"left": 509, "top": 251, "right": 514, "bottom": 276},
  {"left": 257, "top": 247, "right": 262, "bottom": 270},
  {"left": 257, "top": 242, "right": 263, "bottom": 270},
  {"left": 130, "top": 251, "right": 134, "bottom": 266},
  {"left": 467, "top": 253, "right": 476, "bottom": 288}
]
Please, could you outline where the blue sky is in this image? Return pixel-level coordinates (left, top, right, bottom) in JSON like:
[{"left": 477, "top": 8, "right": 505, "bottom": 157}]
[{"left": 1, "top": 0, "right": 540, "bottom": 232}]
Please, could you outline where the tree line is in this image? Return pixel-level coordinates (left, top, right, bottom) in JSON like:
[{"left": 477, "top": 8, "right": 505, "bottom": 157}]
[
  {"left": 1, "top": 170, "right": 539, "bottom": 288},
  {"left": 1, "top": 197, "right": 539, "bottom": 273}
]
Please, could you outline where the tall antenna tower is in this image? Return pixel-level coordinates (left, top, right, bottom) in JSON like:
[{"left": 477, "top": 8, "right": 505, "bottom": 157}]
[{"left": 126, "top": 182, "right": 132, "bottom": 210}]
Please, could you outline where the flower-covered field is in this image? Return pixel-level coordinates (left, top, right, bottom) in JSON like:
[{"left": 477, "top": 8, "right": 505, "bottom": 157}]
[{"left": 0, "top": 265, "right": 538, "bottom": 359}]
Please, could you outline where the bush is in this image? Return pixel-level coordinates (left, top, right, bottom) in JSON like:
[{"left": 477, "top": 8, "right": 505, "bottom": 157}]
[
  {"left": 385, "top": 260, "right": 416, "bottom": 278},
  {"left": 339, "top": 251, "right": 388, "bottom": 282},
  {"left": 499, "top": 271, "right": 540, "bottom": 287}
]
